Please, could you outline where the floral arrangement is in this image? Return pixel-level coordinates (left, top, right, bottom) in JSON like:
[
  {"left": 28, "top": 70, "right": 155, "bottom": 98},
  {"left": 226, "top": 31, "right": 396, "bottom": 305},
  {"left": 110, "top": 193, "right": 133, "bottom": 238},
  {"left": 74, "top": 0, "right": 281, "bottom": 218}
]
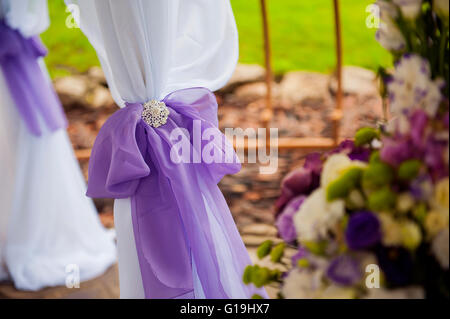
[{"left": 243, "top": 0, "right": 449, "bottom": 299}]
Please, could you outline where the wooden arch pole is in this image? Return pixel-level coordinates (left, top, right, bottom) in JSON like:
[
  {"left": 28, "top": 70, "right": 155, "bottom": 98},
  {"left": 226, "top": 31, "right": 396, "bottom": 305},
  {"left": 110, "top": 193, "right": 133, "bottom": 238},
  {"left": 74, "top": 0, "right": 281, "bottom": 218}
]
[
  {"left": 75, "top": 1, "right": 344, "bottom": 161},
  {"left": 260, "top": 0, "right": 273, "bottom": 138},
  {"left": 332, "top": 0, "right": 343, "bottom": 146}
]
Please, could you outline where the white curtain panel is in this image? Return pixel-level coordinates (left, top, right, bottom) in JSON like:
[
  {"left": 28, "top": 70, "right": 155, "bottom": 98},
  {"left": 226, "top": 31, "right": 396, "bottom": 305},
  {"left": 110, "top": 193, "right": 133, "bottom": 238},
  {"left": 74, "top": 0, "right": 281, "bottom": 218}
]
[
  {"left": 0, "top": 0, "right": 116, "bottom": 290},
  {"left": 67, "top": 0, "right": 240, "bottom": 298}
]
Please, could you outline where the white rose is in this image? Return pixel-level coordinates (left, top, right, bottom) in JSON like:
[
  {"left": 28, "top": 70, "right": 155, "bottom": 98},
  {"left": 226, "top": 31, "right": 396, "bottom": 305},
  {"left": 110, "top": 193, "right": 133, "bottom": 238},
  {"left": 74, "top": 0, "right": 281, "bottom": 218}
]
[
  {"left": 431, "top": 178, "right": 450, "bottom": 215},
  {"left": 388, "top": 54, "right": 443, "bottom": 117},
  {"left": 379, "top": 213, "right": 403, "bottom": 246},
  {"left": 434, "top": 0, "right": 449, "bottom": 18},
  {"left": 376, "top": 20, "right": 407, "bottom": 51},
  {"left": 320, "top": 154, "right": 367, "bottom": 189},
  {"left": 377, "top": 0, "right": 399, "bottom": 20},
  {"left": 294, "top": 188, "right": 345, "bottom": 242},
  {"left": 432, "top": 228, "right": 449, "bottom": 269},
  {"left": 281, "top": 269, "right": 324, "bottom": 299},
  {"left": 393, "top": 0, "right": 423, "bottom": 20}
]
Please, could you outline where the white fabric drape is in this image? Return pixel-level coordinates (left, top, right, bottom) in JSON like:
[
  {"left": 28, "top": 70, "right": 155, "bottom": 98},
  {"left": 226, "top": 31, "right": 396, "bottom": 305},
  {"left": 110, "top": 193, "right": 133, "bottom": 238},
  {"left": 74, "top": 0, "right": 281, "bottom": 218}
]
[
  {"left": 68, "top": 0, "right": 240, "bottom": 298},
  {"left": 0, "top": 0, "right": 116, "bottom": 290}
]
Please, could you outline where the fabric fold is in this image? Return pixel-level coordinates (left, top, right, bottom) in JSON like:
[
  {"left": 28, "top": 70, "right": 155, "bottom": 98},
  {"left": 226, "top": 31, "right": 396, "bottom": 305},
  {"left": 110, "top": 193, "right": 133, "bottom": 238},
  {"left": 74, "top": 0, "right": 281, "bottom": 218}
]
[
  {"left": 87, "top": 87, "right": 264, "bottom": 299},
  {"left": 0, "top": 21, "right": 67, "bottom": 136}
]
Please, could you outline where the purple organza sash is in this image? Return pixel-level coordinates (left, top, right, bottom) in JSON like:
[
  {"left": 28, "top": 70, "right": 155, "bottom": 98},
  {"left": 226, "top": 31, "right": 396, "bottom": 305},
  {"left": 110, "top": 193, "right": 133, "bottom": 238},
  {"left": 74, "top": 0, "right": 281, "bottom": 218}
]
[
  {"left": 87, "top": 87, "right": 263, "bottom": 299},
  {"left": 0, "top": 21, "right": 67, "bottom": 136}
]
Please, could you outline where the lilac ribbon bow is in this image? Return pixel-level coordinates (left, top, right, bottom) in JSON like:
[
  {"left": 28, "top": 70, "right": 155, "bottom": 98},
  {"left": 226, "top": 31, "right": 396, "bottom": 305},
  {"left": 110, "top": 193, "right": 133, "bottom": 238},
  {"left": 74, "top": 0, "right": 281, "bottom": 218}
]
[
  {"left": 87, "top": 88, "right": 263, "bottom": 299},
  {"left": 0, "top": 21, "right": 67, "bottom": 136}
]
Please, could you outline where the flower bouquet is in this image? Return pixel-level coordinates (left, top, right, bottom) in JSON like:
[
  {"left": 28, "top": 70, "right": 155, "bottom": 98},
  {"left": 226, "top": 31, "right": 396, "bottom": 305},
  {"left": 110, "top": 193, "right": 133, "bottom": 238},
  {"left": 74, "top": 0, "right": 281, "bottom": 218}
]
[{"left": 243, "top": 0, "right": 449, "bottom": 299}]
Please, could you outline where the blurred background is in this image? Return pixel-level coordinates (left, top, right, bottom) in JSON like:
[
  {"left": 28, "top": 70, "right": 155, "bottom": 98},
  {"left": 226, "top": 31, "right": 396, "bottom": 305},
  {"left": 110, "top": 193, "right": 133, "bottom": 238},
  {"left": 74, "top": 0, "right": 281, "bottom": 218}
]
[
  {"left": 1, "top": 0, "right": 391, "bottom": 298},
  {"left": 42, "top": 0, "right": 391, "bottom": 78}
]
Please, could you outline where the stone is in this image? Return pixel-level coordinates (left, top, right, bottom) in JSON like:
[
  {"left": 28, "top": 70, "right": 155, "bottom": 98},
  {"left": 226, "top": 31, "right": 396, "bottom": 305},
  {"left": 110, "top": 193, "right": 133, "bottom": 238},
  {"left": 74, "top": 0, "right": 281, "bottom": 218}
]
[
  {"left": 87, "top": 66, "right": 106, "bottom": 85},
  {"left": 234, "top": 82, "right": 279, "bottom": 100},
  {"left": 329, "top": 66, "right": 378, "bottom": 96},
  {"left": 67, "top": 122, "right": 97, "bottom": 149},
  {"left": 85, "top": 86, "right": 114, "bottom": 110},
  {"left": 242, "top": 235, "right": 282, "bottom": 247},
  {"left": 280, "top": 71, "right": 331, "bottom": 105},
  {"left": 220, "top": 64, "right": 266, "bottom": 93},
  {"left": 241, "top": 223, "right": 278, "bottom": 237},
  {"left": 54, "top": 75, "right": 89, "bottom": 108}
]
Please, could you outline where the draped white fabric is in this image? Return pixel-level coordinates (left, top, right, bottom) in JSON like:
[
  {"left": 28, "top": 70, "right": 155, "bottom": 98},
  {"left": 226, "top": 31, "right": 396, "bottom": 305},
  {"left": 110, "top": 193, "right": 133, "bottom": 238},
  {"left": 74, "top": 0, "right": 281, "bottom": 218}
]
[
  {"left": 0, "top": 0, "right": 116, "bottom": 290},
  {"left": 68, "top": 0, "right": 241, "bottom": 298}
]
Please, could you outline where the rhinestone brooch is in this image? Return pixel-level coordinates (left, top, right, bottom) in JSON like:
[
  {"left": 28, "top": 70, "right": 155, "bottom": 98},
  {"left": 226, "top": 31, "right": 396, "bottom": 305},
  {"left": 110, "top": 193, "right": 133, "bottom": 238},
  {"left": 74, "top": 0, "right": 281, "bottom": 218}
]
[{"left": 141, "top": 100, "right": 170, "bottom": 128}]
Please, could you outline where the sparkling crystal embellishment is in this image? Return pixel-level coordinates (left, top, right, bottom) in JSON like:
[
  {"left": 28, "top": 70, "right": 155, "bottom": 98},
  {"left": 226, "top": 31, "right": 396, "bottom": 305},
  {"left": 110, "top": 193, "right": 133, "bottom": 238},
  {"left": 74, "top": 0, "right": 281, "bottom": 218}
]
[{"left": 142, "top": 100, "right": 170, "bottom": 128}]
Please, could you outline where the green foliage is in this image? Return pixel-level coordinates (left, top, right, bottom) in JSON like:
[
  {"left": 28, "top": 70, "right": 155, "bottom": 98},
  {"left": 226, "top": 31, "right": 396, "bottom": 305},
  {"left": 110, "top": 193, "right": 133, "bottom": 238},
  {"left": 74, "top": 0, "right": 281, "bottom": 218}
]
[
  {"left": 398, "top": 159, "right": 422, "bottom": 181},
  {"left": 43, "top": 0, "right": 391, "bottom": 78},
  {"left": 302, "top": 240, "right": 328, "bottom": 255},
  {"left": 354, "top": 127, "right": 380, "bottom": 147},
  {"left": 270, "top": 243, "right": 286, "bottom": 263},
  {"left": 297, "top": 258, "right": 310, "bottom": 268},
  {"left": 368, "top": 187, "right": 397, "bottom": 211},
  {"left": 257, "top": 240, "right": 273, "bottom": 259},
  {"left": 243, "top": 264, "right": 282, "bottom": 288},
  {"left": 363, "top": 162, "right": 395, "bottom": 189},
  {"left": 327, "top": 167, "right": 364, "bottom": 201},
  {"left": 243, "top": 265, "right": 253, "bottom": 285},
  {"left": 251, "top": 294, "right": 264, "bottom": 299},
  {"left": 413, "top": 202, "right": 428, "bottom": 224}
]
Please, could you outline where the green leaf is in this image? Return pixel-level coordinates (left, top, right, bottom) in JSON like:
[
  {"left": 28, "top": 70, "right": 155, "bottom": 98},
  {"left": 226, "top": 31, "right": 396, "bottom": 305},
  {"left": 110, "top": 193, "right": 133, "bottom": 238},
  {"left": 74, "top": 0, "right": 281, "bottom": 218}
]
[
  {"left": 297, "top": 258, "right": 310, "bottom": 268},
  {"left": 363, "top": 162, "right": 394, "bottom": 189},
  {"left": 252, "top": 267, "right": 271, "bottom": 288},
  {"left": 327, "top": 167, "right": 364, "bottom": 201},
  {"left": 251, "top": 294, "right": 264, "bottom": 299},
  {"left": 257, "top": 240, "right": 273, "bottom": 259},
  {"left": 368, "top": 187, "right": 397, "bottom": 211},
  {"left": 370, "top": 151, "right": 381, "bottom": 164},
  {"left": 398, "top": 159, "right": 422, "bottom": 181},
  {"left": 413, "top": 202, "right": 428, "bottom": 224},
  {"left": 242, "top": 265, "right": 253, "bottom": 285},
  {"left": 270, "top": 243, "right": 286, "bottom": 263},
  {"left": 354, "top": 127, "right": 380, "bottom": 147},
  {"left": 303, "top": 240, "right": 328, "bottom": 255}
]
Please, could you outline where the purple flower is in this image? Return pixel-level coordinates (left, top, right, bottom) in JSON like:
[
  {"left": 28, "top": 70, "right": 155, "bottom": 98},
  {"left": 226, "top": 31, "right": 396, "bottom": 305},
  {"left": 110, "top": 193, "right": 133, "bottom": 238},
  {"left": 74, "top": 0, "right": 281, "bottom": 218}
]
[
  {"left": 380, "top": 137, "right": 415, "bottom": 166},
  {"left": 304, "top": 152, "right": 323, "bottom": 176},
  {"left": 443, "top": 111, "right": 449, "bottom": 129},
  {"left": 291, "top": 246, "right": 309, "bottom": 265},
  {"left": 329, "top": 140, "right": 371, "bottom": 162},
  {"left": 275, "top": 153, "right": 322, "bottom": 215},
  {"left": 409, "top": 109, "right": 428, "bottom": 148},
  {"left": 410, "top": 175, "right": 433, "bottom": 200},
  {"left": 424, "top": 137, "right": 448, "bottom": 181},
  {"left": 276, "top": 196, "right": 306, "bottom": 242},
  {"left": 376, "top": 246, "right": 413, "bottom": 286},
  {"left": 326, "top": 255, "right": 362, "bottom": 286},
  {"left": 275, "top": 168, "right": 312, "bottom": 215},
  {"left": 345, "top": 211, "right": 381, "bottom": 250}
]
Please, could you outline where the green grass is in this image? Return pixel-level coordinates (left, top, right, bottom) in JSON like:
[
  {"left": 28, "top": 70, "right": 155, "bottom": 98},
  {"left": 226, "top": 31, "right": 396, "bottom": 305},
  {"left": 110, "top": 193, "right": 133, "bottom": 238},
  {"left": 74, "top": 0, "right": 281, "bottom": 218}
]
[{"left": 42, "top": 0, "right": 391, "bottom": 78}]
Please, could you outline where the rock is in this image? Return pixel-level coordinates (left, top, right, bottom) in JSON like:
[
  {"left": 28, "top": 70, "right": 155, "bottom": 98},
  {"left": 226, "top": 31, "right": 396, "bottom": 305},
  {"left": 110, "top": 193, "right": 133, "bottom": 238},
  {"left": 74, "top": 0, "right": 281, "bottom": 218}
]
[
  {"left": 67, "top": 122, "right": 97, "bottom": 149},
  {"left": 234, "top": 82, "right": 280, "bottom": 101},
  {"left": 241, "top": 223, "right": 278, "bottom": 237},
  {"left": 242, "top": 235, "right": 282, "bottom": 247},
  {"left": 230, "top": 184, "right": 248, "bottom": 193},
  {"left": 85, "top": 86, "right": 114, "bottom": 110},
  {"left": 54, "top": 75, "right": 89, "bottom": 108},
  {"left": 280, "top": 71, "right": 331, "bottom": 105},
  {"left": 88, "top": 66, "right": 107, "bottom": 85},
  {"left": 220, "top": 64, "right": 266, "bottom": 93},
  {"left": 330, "top": 66, "right": 378, "bottom": 96}
]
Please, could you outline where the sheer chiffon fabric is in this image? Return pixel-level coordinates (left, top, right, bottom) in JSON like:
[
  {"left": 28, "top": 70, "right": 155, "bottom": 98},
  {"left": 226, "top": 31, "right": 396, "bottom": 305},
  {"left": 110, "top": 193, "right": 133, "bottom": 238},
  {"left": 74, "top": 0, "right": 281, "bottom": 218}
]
[
  {"left": 0, "top": 0, "right": 116, "bottom": 290},
  {"left": 69, "top": 0, "right": 265, "bottom": 298}
]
